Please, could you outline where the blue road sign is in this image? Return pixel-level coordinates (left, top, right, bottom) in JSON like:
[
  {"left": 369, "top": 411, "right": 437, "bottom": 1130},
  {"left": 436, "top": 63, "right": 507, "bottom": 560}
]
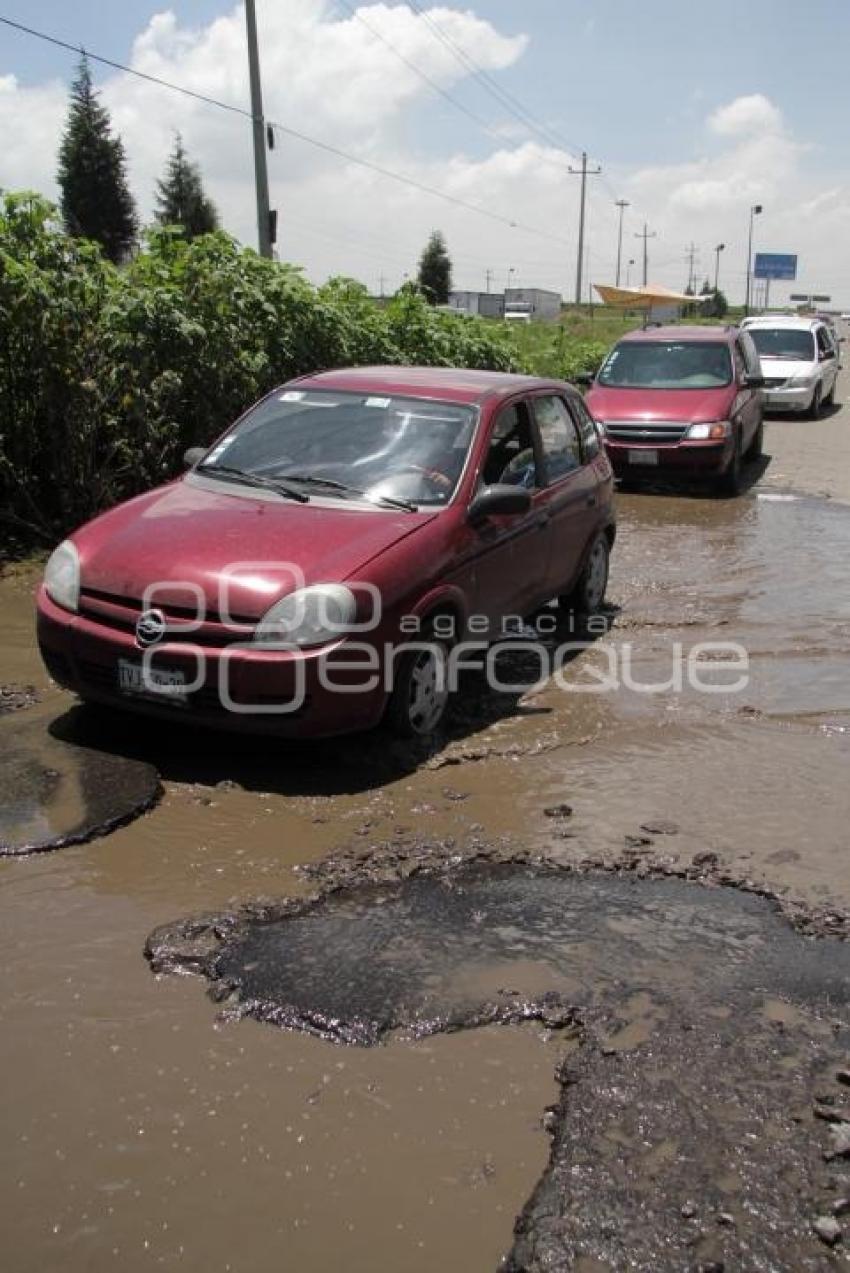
[{"left": 753, "top": 253, "right": 797, "bottom": 280}]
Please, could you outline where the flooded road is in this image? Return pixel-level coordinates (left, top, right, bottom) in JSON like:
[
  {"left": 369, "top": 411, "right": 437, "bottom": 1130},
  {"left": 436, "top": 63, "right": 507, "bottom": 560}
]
[{"left": 2, "top": 425, "right": 850, "bottom": 1270}]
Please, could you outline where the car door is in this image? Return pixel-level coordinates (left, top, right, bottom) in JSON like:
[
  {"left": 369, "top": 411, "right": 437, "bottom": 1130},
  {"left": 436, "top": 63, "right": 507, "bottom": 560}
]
[
  {"left": 528, "top": 392, "right": 600, "bottom": 602},
  {"left": 459, "top": 398, "right": 550, "bottom": 636},
  {"left": 734, "top": 333, "right": 762, "bottom": 450},
  {"left": 818, "top": 326, "right": 839, "bottom": 397}
]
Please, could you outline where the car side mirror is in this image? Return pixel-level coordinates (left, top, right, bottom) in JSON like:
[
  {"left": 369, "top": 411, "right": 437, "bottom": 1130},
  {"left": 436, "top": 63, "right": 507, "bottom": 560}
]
[
  {"left": 183, "top": 446, "right": 207, "bottom": 468},
  {"left": 743, "top": 373, "right": 765, "bottom": 389},
  {"left": 467, "top": 484, "right": 532, "bottom": 525},
  {"left": 573, "top": 372, "right": 594, "bottom": 388}
]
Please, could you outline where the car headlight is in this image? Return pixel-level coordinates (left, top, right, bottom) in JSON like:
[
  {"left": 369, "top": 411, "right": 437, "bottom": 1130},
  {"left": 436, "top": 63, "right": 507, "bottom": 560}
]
[
  {"left": 44, "top": 540, "right": 80, "bottom": 613},
  {"left": 594, "top": 420, "right": 607, "bottom": 437},
  {"left": 787, "top": 373, "right": 815, "bottom": 387},
  {"left": 686, "top": 421, "right": 731, "bottom": 440},
  {"left": 254, "top": 584, "right": 357, "bottom": 646}
]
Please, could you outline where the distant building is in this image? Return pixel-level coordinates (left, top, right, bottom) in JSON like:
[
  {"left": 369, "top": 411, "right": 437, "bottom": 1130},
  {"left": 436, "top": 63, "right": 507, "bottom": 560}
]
[
  {"left": 504, "top": 287, "right": 562, "bottom": 321},
  {"left": 448, "top": 291, "right": 505, "bottom": 318}
]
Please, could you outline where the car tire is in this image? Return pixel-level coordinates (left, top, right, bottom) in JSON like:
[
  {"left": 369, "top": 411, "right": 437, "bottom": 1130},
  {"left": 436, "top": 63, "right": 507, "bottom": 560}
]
[
  {"left": 717, "top": 433, "right": 742, "bottom": 496},
  {"left": 824, "top": 379, "right": 837, "bottom": 407},
  {"left": 746, "top": 418, "right": 764, "bottom": 460},
  {"left": 559, "top": 533, "right": 610, "bottom": 614},
  {"left": 385, "top": 635, "right": 452, "bottom": 737},
  {"left": 809, "top": 385, "right": 823, "bottom": 419}
]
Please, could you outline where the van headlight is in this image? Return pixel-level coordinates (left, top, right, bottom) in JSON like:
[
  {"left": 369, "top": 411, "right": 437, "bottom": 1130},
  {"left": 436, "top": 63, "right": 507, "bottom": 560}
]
[
  {"left": 787, "top": 372, "right": 815, "bottom": 386},
  {"left": 686, "top": 421, "right": 731, "bottom": 440},
  {"left": 254, "top": 584, "right": 357, "bottom": 646},
  {"left": 44, "top": 540, "right": 80, "bottom": 613}
]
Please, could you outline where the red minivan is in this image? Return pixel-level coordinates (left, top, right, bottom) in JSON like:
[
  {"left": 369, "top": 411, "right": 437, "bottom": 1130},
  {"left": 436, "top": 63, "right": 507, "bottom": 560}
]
[{"left": 584, "top": 325, "right": 765, "bottom": 494}]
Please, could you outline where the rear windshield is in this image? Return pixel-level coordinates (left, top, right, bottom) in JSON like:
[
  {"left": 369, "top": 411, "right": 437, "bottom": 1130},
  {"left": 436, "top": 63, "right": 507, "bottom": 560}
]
[
  {"left": 747, "top": 328, "right": 816, "bottom": 361},
  {"left": 596, "top": 341, "right": 732, "bottom": 389}
]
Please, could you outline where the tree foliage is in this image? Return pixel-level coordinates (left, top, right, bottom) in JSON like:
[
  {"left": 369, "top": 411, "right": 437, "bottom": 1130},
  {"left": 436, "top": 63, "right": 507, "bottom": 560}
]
[
  {"left": 57, "top": 56, "right": 137, "bottom": 263},
  {"left": 155, "top": 134, "right": 219, "bottom": 240},
  {"left": 417, "top": 230, "right": 452, "bottom": 304},
  {"left": 0, "top": 194, "right": 523, "bottom": 551}
]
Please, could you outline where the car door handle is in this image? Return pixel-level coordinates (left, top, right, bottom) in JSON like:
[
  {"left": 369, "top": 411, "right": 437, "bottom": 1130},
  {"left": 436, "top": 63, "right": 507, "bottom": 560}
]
[{"left": 535, "top": 511, "right": 551, "bottom": 529}]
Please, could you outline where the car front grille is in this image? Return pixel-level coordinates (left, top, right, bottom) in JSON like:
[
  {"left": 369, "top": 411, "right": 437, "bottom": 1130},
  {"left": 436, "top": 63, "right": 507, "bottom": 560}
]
[
  {"left": 763, "top": 377, "right": 788, "bottom": 389},
  {"left": 603, "top": 422, "right": 688, "bottom": 445},
  {"left": 78, "top": 588, "right": 255, "bottom": 647}
]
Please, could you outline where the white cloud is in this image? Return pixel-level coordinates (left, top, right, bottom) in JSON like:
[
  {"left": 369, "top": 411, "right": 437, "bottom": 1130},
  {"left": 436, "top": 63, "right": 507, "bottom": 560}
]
[{"left": 708, "top": 93, "right": 782, "bottom": 138}]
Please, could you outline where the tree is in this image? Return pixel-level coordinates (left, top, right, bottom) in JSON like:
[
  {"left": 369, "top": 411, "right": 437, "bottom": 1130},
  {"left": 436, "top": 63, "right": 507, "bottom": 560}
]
[
  {"left": 57, "top": 56, "right": 137, "bottom": 263},
  {"left": 417, "top": 230, "right": 451, "bottom": 304},
  {"left": 155, "top": 134, "right": 219, "bottom": 240}
]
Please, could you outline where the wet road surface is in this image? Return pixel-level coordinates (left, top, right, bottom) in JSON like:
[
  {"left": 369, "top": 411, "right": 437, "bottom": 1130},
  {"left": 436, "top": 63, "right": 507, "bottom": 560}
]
[{"left": 2, "top": 419, "right": 850, "bottom": 1271}]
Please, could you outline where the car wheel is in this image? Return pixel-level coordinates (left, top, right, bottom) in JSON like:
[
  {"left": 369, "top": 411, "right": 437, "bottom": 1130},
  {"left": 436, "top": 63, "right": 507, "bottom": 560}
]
[
  {"left": 824, "top": 379, "right": 837, "bottom": 407},
  {"left": 559, "top": 533, "right": 609, "bottom": 614},
  {"left": 809, "top": 385, "right": 823, "bottom": 419},
  {"left": 717, "top": 433, "right": 742, "bottom": 496},
  {"left": 746, "top": 418, "right": 764, "bottom": 460},
  {"left": 385, "top": 638, "right": 451, "bottom": 737}
]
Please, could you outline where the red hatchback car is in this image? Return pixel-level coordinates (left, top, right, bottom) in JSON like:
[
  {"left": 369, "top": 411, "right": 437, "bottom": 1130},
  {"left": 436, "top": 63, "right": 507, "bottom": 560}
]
[
  {"left": 37, "top": 367, "right": 615, "bottom": 737},
  {"left": 585, "top": 325, "right": 765, "bottom": 494}
]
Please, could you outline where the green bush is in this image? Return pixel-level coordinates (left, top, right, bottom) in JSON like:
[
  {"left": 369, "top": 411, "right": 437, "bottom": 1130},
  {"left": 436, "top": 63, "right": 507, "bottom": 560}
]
[{"left": 0, "top": 193, "right": 523, "bottom": 551}]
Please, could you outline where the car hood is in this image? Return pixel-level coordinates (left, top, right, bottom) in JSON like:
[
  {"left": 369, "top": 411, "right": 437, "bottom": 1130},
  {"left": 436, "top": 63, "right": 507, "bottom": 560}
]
[
  {"left": 74, "top": 476, "right": 437, "bottom": 620},
  {"left": 756, "top": 357, "right": 816, "bottom": 378},
  {"left": 586, "top": 385, "right": 735, "bottom": 424}
]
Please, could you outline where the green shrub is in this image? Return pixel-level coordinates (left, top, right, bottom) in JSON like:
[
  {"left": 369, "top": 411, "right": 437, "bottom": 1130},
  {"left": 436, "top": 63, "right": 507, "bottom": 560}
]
[{"left": 0, "top": 193, "right": 524, "bottom": 551}]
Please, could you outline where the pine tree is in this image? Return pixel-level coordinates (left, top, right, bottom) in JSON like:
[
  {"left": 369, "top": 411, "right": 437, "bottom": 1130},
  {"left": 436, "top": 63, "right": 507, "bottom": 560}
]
[
  {"left": 155, "top": 134, "right": 219, "bottom": 239},
  {"left": 57, "top": 56, "right": 137, "bottom": 263},
  {"left": 417, "top": 230, "right": 451, "bottom": 304}
]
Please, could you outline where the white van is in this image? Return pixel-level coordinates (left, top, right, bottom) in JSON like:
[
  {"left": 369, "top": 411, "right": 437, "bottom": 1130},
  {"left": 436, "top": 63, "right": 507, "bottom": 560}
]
[{"left": 741, "top": 315, "right": 840, "bottom": 415}]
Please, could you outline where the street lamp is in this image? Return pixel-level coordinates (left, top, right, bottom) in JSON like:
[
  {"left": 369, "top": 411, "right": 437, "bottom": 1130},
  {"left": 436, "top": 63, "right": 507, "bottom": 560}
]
[
  {"left": 714, "top": 243, "right": 725, "bottom": 293},
  {"left": 744, "top": 205, "right": 762, "bottom": 315}
]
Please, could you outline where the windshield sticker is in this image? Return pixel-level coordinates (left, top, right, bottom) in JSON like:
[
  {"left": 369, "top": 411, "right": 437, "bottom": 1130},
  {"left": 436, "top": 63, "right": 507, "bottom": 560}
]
[
  {"left": 280, "top": 391, "right": 305, "bottom": 402},
  {"left": 364, "top": 396, "right": 391, "bottom": 409}
]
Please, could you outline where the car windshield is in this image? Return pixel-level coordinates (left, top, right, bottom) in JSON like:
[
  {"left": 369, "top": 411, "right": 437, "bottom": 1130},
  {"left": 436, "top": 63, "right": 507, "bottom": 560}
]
[
  {"left": 596, "top": 341, "right": 732, "bottom": 389},
  {"left": 747, "top": 328, "right": 816, "bottom": 361},
  {"left": 196, "top": 390, "right": 477, "bottom": 507}
]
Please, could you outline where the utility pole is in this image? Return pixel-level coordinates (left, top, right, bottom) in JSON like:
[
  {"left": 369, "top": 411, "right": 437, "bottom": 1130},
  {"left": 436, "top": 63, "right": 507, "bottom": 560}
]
[
  {"left": 634, "top": 223, "right": 657, "bottom": 287},
  {"left": 378, "top": 273, "right": 386, "bottom": 298},
  {"left": 614, "top": 200, "right": 630, "bottom": 287},
  {"left": 684, "top": 242, "right": 700, "bottom": 294},
  {"left": 485, "top": 268, "right": 493, "bottom": 293},
  {"left": 568, "top": 151, "right": 602, "bottom": 305},
  {"left": 245, "top": 0, "right": 273, "bottom": 258}
]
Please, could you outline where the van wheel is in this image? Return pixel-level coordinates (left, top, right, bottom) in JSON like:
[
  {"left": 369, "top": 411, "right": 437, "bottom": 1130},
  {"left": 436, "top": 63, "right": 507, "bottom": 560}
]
[
  {"left": 809, "top": 386, "right": 823, "bottom": 419},
  {"left": 559, "top": 534, "right": 609, "bottom": 614},
  {"left": 746, "top": 419, "right": 764, "bottom": 460},
  {"left": 824, "top": 380, "right": 837, "bottom": 407},
  {"left": 385, "top": 639, "right": 451, "bottom": 737}
]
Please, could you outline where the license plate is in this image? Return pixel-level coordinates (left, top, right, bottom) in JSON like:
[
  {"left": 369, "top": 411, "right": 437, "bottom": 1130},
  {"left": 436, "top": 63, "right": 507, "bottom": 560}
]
[
  {"left": 628, "top": 449, "right": 659, "bottom": 466},
  {"left": 118, "top": 659, "right": 186, "bottom": 702}
]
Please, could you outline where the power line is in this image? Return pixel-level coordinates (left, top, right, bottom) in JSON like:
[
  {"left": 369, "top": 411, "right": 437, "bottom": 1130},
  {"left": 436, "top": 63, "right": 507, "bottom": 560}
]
[{"left": 0, "top": 13, "right": 570, "bottom": 247}]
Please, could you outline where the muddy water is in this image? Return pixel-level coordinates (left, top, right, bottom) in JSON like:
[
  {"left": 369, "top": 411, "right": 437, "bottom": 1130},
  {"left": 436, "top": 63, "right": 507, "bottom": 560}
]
[{"left": 1, "top": 481, "right": 850, "bottom": 1271}]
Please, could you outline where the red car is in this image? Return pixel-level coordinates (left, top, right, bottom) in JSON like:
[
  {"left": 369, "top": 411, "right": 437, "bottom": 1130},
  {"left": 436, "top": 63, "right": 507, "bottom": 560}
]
[
  {"left": 584, "top": 325, "right": 765, "bottom": 494},
  {"left": 37, "top": 367, "right": 616, "bottom": 737}
]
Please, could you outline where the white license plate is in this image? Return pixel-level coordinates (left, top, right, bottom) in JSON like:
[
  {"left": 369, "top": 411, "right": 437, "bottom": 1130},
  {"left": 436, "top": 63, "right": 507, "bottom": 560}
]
[
  {"left": 628, "top": 449, "right": 659, "bottom": 466},
  {"left": 118, "top": 659, "right": 186, "bottom": 701}
]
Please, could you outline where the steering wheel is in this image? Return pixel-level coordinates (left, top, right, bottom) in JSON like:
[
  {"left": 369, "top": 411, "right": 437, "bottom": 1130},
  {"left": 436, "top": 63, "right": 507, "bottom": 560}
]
[{"left": 383, "top": 463, "right": 453, "bottom": 492}]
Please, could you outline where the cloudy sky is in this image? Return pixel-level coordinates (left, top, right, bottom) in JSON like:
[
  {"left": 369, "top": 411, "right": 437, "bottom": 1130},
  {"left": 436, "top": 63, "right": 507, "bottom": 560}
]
[{"left": 1, "top": 0, "right": 849, "bottom": 305}]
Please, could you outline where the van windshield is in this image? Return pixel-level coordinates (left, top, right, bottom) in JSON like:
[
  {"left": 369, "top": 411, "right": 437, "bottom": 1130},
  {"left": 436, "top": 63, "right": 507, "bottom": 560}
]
[
  {"left": 747, "top": 328, "right": 816, "bottom": 361},
  {"left": 596, "top": 341, "right": 732, "bottom": 389}
]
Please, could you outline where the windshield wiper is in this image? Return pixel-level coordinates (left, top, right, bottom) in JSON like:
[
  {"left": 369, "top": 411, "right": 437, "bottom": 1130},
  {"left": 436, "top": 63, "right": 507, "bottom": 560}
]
[
  {"left": 275, "top": 473, "right": 418, "bottom": 513},
  {"left": 196, "top": 464, "right": 309, "bottom": 503}
]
